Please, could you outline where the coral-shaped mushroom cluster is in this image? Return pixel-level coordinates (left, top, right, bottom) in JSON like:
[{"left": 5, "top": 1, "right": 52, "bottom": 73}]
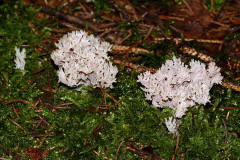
[
  {"left": 14, "top": 47, "right": 26, "bottom": 70},
  {"left": 138, "top": 56, "right": 222, "bottom": 118},
  {"left": 51, "top": 30, "right": 118, "bottom": 88}
]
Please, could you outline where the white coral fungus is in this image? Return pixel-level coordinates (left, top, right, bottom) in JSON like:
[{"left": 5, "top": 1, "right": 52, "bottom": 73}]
[
  {"left": 14, "top": 47, "right": 26, "bottom": 70},
  {"left": 138, "top": 56, "right": 222, "bottom": 118},
  {"left": 165, "top": 117, "right": 178, "bottom": 134},
  {"left": 51, "top": 30, "right": 118, "bottom": 88}
]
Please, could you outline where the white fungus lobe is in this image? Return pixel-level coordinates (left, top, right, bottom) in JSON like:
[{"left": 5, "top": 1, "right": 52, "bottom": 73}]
[
  {"left": 138, "top": 56, "right": 222, "bottom": 118},
  {"left": 51, "top": 30, "right": 118, "bottom": 88},
  {"left": 165, "top": 117, "right": 178, "bottom": 134},
  {"left": 14, "top": 47, "right": 26, "bottom": 70}
]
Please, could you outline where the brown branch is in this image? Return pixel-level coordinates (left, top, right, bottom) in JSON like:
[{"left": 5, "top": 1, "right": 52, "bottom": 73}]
[
  {"left": 172, "top": 134, "right": 180, "bottom": 160},
  {"left": 126, "top": 142, "right": 166, "bottom": 160},
  {"left": 159, "top": 15, "right": 184, "bottom": 21},
  {"left": 117, "top": 29, "right": 132, "bottom": 44},
  {"left": 8, "top": 118, "right": 27, "bottom": 134},
  {"left": 222, "top": 107, "right": 239, "bottom": 110},
  {"left": 6, "top": 99, "right": 30, "bottom": 105},
  {"left": 222, "top": 119, "right": 228, "bottom": 144},
  {"left": 115, "top": 141, "right": 124, "bottom": 160},
  {"left": 99, "top": 83, "right": 107, "bottom": 105},
  {"left": 222, "top": 82, "right": 240, "bottom": 92},
  {"left": 41, "top": 6, "right": 100, "bottom": 32},
  {"left": 144, "top": 25, "right": 154, "bottom": 41},
  {"left": 182, "top": 0, "right": 194, "bottom": 15}
]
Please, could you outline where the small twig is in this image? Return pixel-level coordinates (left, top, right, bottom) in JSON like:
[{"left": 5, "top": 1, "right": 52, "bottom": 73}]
[
  {"left": 41, "top": 6, "right": 100, "bottom": 32},
  {"left": 226, "top": 111, "right": 230, "bottom": 120},
  {"left": 36, "top": 115, "right": 50, "bottom": 129},
  {"left": 211, "top": 20, "right": 229, "bottom": 28},
  {"left": 182, "top": 0, "right": 194, "bottom": 15},
  {"left": 143, "top": 25, "right": 153, "bottom": 41},
  {"left": 8, "top": 118, "right": 27, "bottom": 134},
  {"left": 159, "top": 15, "right": 184, "bottom": 21},
  {"left": 222, "top": 82, "right": 240, "bottom": 92},
  {"left": 51, "top": 103, "right": 73, "bottom": 110},
  {"left": 235, "top": 77, "right": 240, "bottom": 81},
  {"left": 222, "top": 119, "right": 228, "bottom": 144},
  {"left": 172, "top": 133, "right": 180, "bottom": 160},
  {"left": 60, "top": 21, "right": 80, "bottom": 30},
  {"left": 105, "top": 92, "right": 121, "bottom": 107},
  {"left": 222, "top": 107, "right": 239, "bottom": 110},
  {"left": 115, "top": 141, "right": 124, "bottom": 160},
  {"left": 211, "top": 0, "right": 214, "bottom": 11},
  {"left": 6, "top": 99, "right": 30, "bottom": 105},
  {"left": 117, "top": 30, "right": 132, "bottom": 45},
  {"left": 92, "top": 150, "right": 109, "bottom": 159},
  {"left": 11, "top": 106, "right": 20, "bottom": 119},
  {"left": 99, "top": 83, "right": 107, "bottom": 105},
  {"left": 0, "top": 158, "right": 11, "bottom": 160},
  {"left": 99, "top": 27, "right": 116, "bottom": 37}
]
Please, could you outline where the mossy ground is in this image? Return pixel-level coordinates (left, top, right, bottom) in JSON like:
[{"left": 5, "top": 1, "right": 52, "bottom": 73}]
[{"left": 0, "top": 1, "right": 239, "bottom": 159}]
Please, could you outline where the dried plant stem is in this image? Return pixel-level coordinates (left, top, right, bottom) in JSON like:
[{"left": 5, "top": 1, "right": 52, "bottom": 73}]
[
  {"left": 182, "top": 0, "right": 194, "bottom": 15},
  {"left": 6, "top": 99, "right": 30, "bottom": 104},
  {"left": 8, "top": 118, "right": 27, "bottom": 134},
  {"left": 172, "top": 134, "right": 180, "bottom": 160},
  {"left": 115, "top": 141, "right": 124, "bottom": 160},
  {"left": 99, "top": 83, "right": 107, "bottom": 104},
  {"left": 222, "top": 119, "right": 228, "bottom": 144},
  {"left": 117, "top": 29, "right": 132, "bottom": 44}
]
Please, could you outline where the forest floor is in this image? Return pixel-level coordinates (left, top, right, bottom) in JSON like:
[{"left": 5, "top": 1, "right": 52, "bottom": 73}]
[{"left": 1, "top": 0, "right": 240, "bottom": 159}]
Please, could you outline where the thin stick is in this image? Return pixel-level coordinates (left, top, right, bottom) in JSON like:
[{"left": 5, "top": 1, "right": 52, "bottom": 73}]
[
  {"left": 159, "top": 15, "right": 184, "bottom": 21},
  {"left": 105, "top": 92, "right": 121, "bottom": 107},
  {"left": 222, "top": 107, "right": 239, "bottom": 110},
  {"left": 172, "top": 133, "right": 180, "bottom": 160},
  {"left": 144, "top": 25, "right": 153, "bottom": 41},
  {"left": 11, "top": 106, "right": 20, "bottom": 119},
  {"left": 0, "top": 158, "right": 11, "bottom": 160},
  {"left": 115, "top": 141, "right": 124, "bottom": 160},
  {"left": 8, "top": 118, "right": 27, "bottom": 134},
  {"left": 211, "top": 0, "right": 214, "bottom": 11},
  {"left": 41, "top": 6, "right": 100, "bottom": 32},
  {"left": 222, "top": 119, "right": 228, "bottom": 144},
  {"left": 182, "top": 0, "right": 194, "bottom": 15},
  {"left": 117, "top": 30, "right": 132, "bottom": 45},
  {"left": 99, "top": 83, "right": 107, "bottom": 105},
  {"left": 6, "top": 99, "right": 30, "bottom": 105},
  {"left": 222, "top": 82, "right": 240, "bottom": 92}
]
